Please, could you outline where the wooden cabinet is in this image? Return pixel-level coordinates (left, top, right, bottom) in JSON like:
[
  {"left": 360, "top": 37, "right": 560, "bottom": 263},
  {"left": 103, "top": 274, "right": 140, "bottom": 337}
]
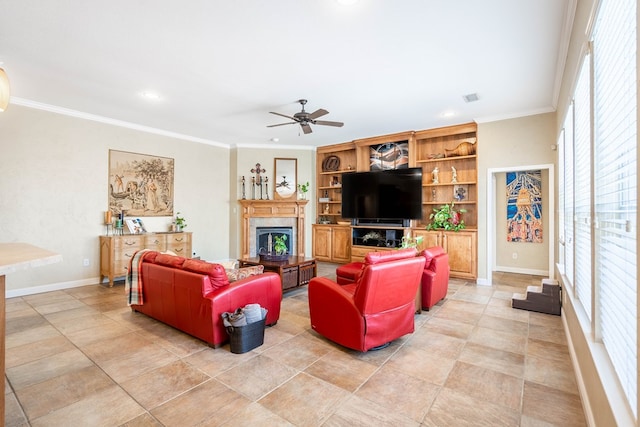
[
  {"left": 314, "top": 122, "right": 478, "bottom": 278},
  {"left": 312, "top": 225, "right": 351, "bottom": 263},
  {"left": 413, "top": 229, "right": 477, "bottom": 279},
  {"left": 100, "top": 232, "right": 192, "bottom": 286},
  {"left": 413, "top": 122, "right": 478, "bottom": 229},
  {"left": 316, "top": 142, "right": 356, "bottom": 223}
]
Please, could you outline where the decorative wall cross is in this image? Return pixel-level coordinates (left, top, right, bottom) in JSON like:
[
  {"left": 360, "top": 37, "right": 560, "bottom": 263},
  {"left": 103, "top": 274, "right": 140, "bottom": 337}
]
[{"left": 251, "top": 163, "right": 267, "bottom": 200}]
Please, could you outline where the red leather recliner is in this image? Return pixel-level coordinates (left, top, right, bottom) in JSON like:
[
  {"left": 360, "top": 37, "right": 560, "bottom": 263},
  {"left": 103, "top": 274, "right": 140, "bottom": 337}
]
[
  {"left": 421, "top": 246, "right": 450, "bottom": 310},
  {"left": 308, "top": 248, "right": 425, "bottom": 352}
]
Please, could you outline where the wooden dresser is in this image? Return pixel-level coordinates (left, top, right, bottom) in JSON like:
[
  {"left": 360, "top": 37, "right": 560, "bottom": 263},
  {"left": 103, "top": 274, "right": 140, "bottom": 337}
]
[{"left": 99, "top": 232, "right": 192, "bottom": 286}]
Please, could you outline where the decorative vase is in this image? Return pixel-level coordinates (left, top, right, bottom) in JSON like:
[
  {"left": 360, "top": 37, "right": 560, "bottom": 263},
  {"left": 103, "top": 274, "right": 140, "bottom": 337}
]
[{"left": 445, "top": 142, "right": 476, "bottom": 157}]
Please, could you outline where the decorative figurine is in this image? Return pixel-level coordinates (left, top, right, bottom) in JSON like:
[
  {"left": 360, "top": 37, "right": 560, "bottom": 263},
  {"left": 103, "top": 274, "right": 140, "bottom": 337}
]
[
  {"left": 264, "top": 177, "right": 269, "bottom": 200},
  {"left": 251, "top": 176, "right": 256, "bottom": 200},
  {"left": 451, "top": 166, "right": 458, "bottom": 183},
  {"left": 432, "top": 167, "right": 439, "bottom": 184},
  {"left": 241, "top": 176, "right": 246, "bottom": 200}
]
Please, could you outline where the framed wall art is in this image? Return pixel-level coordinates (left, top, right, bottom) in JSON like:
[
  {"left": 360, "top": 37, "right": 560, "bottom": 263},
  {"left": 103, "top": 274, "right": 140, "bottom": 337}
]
[
  {"left": 506, "top": 170, "right": 543, "bottom": 243},
  {"left": 108, "top": 150, "right": 174, "bottom": 217},
  {"left": 274, "top": 158, "right": 297, "bottom": 199},
  {"left": 369, "top": 141, "right": 409, "bottom": 170}
]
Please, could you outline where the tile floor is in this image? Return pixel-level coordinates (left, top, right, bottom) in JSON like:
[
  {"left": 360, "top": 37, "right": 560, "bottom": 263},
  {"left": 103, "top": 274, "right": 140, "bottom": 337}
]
[{"left": 5, "top": 265, "right": 587, "bottom": 426}]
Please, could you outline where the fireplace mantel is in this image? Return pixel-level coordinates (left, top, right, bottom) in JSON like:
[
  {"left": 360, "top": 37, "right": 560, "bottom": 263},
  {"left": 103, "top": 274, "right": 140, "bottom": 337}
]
[{"left": 239, "top": 199, "right": 308, "bottom": 259}]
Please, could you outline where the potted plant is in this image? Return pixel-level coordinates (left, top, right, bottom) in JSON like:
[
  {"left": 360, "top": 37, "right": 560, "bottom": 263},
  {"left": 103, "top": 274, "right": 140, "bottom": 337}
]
[
  {"left": 174, "top": 212, "right": 187, "bottom": 231},
  {"left": 273, "top": 234, "right": 288, "bottom": 255},
  {"left": 426, "top": 203, "right": 467, "bottom": 231},
  {"left": 297, "top": 181, "right": 310, "bottom": 199},
  {"left": 400, "top": 234, "right": 424, "bottom": 249}
]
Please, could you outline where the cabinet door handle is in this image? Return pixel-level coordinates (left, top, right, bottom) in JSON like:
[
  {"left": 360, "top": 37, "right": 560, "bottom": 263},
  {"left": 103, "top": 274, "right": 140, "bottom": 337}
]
[
  {"left": 125, "top": 241, "right": 136, "bottom": 246},
  {"left": 174, "top": 237, "right": 184, "bottom": 242},
  {"left": 125, "top": 253, "right": 134, "bottom": 258},
  {"left": 174, "top": 248, "right": 183, "bottom": 253}
]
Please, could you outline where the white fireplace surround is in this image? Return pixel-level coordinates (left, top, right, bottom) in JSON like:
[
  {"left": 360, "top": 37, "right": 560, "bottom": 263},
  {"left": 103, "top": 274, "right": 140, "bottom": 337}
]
[{"left": 239, "top": 199, "right": 308, "bottom": 259}]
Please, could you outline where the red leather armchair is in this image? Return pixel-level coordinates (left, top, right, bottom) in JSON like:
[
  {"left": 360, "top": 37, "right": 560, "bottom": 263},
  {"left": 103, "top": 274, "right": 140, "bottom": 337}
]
[
  {"left": 308, "top": 248, "right": 425, "bottom": 352},
  {"left": 421, "top": 246, "right": 450, "bottom": 310}
]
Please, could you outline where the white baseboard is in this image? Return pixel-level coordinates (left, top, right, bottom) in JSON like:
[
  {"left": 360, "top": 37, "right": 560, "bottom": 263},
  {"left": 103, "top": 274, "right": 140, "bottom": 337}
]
[
  {"left": 494, "top": 265, "right": 549, "bottom": 277},
  {"left": 6, "top": 276, "right": 105, "bottom": 298}
]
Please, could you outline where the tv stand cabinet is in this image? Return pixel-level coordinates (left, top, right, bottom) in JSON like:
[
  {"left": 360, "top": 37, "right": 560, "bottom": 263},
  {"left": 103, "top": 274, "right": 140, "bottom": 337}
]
[{"left": 350, "top": 225, "right": 409, "bottom": 262}]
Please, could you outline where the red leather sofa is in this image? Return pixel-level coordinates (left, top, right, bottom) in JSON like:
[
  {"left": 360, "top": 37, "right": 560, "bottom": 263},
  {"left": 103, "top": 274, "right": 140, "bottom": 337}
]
[
  {"left": 336, "top": 246, "right": 450, "bottom": 310},
  {"left": 129, "top": 251, "right": 282, "bottom": 347},
  {"left": 308, "top": 248, "right": 425, "bottom": 352},
  {"left": 420, "top": 246, "right": 450, "bottom": 310}
]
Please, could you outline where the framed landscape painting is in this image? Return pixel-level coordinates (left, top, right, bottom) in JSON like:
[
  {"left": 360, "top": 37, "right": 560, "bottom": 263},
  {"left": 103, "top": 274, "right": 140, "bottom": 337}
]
[{"left": 108, "top": 150, "right": 174, "bottom": 217}]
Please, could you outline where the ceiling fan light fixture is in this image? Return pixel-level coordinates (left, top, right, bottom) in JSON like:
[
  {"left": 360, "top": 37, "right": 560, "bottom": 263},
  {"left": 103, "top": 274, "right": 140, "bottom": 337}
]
[{"left": 0, "top": 67, "right": 10, "bottom": 112}]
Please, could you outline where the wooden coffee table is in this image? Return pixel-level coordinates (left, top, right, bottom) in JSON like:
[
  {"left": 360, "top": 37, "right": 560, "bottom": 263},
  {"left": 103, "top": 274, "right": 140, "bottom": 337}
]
[{"left": 239, "top": 256, "right": 317, "bottom": 292}]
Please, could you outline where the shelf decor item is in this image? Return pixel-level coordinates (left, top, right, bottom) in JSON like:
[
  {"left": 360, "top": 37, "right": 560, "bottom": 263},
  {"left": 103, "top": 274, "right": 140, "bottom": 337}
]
[
  {"left": 426, "top": 203, "right": 467, "bottom": 231},
  {"left": 297, "top": 181, "right": 310, "bottom": 199},
  {"left": 174, "top": 212, "right": 187, "bottom": 231},
  {"left": 444, "top": 141, "right": 476, "bottom": 157},
  {"left": 322, "top": 155, "right": 340, "bottom": 171}
]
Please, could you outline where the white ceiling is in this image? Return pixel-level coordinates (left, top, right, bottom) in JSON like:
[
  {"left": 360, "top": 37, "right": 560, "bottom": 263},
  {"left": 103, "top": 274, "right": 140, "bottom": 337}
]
[{"left": 0, "top": 0, "right": 574, "bottom": 148}]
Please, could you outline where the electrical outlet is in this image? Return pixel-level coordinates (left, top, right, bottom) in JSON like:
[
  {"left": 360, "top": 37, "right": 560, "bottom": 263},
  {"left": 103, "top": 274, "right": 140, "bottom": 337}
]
[
  {"left": 512, "top": 252, "right": 518, "bottom": 260},
  {"left": 83, "top": 258, "right": 90, "bottom": 267}
]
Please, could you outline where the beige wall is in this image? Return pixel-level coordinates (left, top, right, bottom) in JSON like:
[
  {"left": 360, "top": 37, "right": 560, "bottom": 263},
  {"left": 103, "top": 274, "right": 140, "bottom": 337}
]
[
  {"left": 0, "top": 105, "right": 234, "bottom": 292},
  {"left": 0, "top": 105, "right": 317, "bottom": 294},
  {"left": 232, "top": 147, "right": 316, "bottom": 257},
  {"left": 477, "top": 112, "right": 557, "bottom": 282}
]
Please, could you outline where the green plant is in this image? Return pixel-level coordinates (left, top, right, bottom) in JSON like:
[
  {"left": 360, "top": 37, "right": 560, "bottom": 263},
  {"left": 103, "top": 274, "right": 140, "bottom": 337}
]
[
  {"left": 273, "top": 234, "right": 288, "bottom": 255},
  {"left": 426, "top": 203, "right": 467, "bottom": 231},
  {"left": 400, "top": 234, "right": 424, "bottom": 249},
  {"left": 175, "top": 212, "right": 187, "bottom": 229},
  {"left": 297, "top": 181, "right": 310, "bottom": 193}
]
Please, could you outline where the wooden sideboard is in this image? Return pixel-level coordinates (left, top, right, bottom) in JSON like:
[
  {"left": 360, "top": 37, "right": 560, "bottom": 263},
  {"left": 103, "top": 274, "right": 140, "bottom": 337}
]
[{"left": 99, "top": 232, "right": 192, "bottom": 286}]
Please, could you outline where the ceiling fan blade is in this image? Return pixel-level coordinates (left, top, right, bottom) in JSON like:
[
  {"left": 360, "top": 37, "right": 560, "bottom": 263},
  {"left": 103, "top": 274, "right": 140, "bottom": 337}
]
[
  {"left": 301, "top": 123, "right": 313, "bottom": 134},
  {"left": 267, "top": 122, "right": 297, "bottom": 128},
  {"left": 308, "top": 108, "right": 329, "bottom": 120},
  {"left": 269, "top": 111, "right": 298, "bottom": 121},
  {"left": 314, "top": 120, "right": 344, "bottom": 127}
]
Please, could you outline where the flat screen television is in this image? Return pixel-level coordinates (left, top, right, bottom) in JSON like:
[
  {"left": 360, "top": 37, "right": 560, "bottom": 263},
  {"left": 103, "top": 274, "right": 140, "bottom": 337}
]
[{"left": 341, "top": 168, "right": 423, "bottom": 220}]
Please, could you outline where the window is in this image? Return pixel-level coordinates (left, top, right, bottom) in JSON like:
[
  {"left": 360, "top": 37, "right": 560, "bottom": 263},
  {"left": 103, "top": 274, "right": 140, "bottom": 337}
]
[
  {"left": 593, "top": 0, "right": 637, "bottom": 414},
  {"left": 559, "top": 0, "right": 637, "bottom": 418}
]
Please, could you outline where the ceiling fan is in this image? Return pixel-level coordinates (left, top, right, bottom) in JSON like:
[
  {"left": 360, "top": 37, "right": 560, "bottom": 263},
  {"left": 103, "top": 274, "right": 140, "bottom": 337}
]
[{"left": 267, "top": 99, "right": 344, "bottom": 134}]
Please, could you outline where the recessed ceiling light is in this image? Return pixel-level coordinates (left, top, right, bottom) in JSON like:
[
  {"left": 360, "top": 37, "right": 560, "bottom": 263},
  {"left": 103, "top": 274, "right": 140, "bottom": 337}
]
[
  {"left": 462, "top": 93, "right": 479, "bottom": 103},
  {"left": 140, "top": 91, "right": 161, "bottom": 100},
  {"left": 441, "top": 111, "right": 456, "bottom": 118},
  {"left": 270, "top": 137, "right": 280, "bottom": 142},
  {"left": 336, "top": 0, "right": 359, "bottom": 5}
]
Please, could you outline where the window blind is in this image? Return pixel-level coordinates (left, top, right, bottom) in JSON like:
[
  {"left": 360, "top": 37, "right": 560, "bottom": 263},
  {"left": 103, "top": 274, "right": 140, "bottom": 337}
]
[
  {"left": 557, "top": 128, "right": 565, "bottom": 272},
  {"left": 593, "top": 0, "right": 637, "bottom": 416},
  {"left": 563, "top": 104, "right": 575, "bottom": 286},
  {"left": 573, "top": 54, "right": 592, "bottom": 319}
]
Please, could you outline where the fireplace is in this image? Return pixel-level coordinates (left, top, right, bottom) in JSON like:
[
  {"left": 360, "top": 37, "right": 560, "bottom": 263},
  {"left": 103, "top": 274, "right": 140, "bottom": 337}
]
[
  {"left": 256, "top": 227, "right": 293, "bottom": 255},
  {"left": 239, "top": 199, "right": 308, "bottom": 259}
]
